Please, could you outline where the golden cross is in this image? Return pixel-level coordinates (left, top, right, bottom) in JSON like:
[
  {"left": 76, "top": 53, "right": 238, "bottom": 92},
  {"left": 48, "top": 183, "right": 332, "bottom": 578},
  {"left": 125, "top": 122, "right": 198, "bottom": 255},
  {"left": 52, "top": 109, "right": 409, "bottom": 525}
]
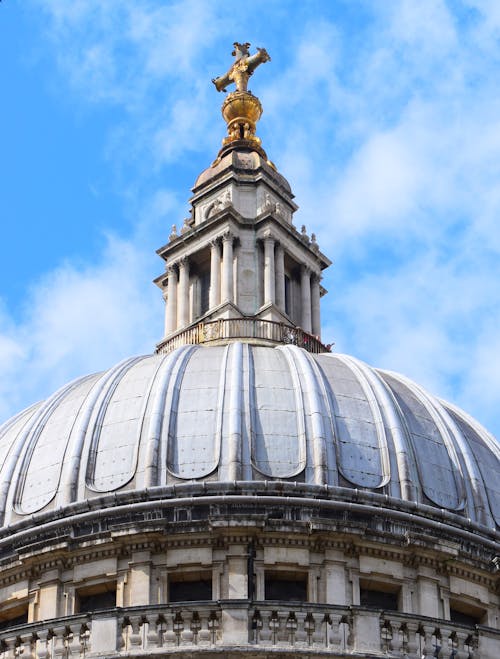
[{"left": 213, "top": 42, "right": 271, "bottom": 93}]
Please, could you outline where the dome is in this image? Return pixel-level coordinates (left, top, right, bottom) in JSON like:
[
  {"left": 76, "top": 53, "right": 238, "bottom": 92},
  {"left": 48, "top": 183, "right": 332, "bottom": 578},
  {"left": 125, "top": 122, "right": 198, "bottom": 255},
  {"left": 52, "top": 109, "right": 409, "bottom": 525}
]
[
  {"left": 1, "top": 343, "right": 498, "bottom": 532},
  {"left": 193, "top": 145, "right": 292, "bottom": 195},
  {"left": 1, "top": 45, "right": 498, "bottom": 659}
]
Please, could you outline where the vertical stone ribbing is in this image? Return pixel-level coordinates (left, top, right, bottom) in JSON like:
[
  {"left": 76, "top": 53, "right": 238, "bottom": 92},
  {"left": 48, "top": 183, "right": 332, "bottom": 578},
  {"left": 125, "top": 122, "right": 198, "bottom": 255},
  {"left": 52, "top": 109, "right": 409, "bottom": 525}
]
[
  {"left": 209, "top": 239, "right": 221, "bottom": 309},
  {"left": 263, "top": 236, "right": 275, "bottom": 305},
  {"left": 165, "top": 265, "right": 178, "bottom": 335},
  {"left": 301, "top": 265, "right": 312, "bottom": 333},
  {"left": 222, "top": 233, "right": 234, "bottom": 303},
  {"left": 275, "top": 243, "right": 285, "bottom": 311},
  {"left": 311, "top": 274, "right": 321, "bottom": 337},
  {"left": 178, "top": 257, "right": 190, "bottom": 327}
]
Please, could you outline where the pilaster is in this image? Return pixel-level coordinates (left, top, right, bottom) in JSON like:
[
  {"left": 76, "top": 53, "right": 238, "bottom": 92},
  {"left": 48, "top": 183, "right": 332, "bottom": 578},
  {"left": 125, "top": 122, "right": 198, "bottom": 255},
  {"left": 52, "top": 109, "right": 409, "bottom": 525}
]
[
  {"left": 301, "top": 265, "right": 312, "bottom": 333},
  {"left": 275, "top": 242, "right": 285, "bottom": 311},
  {"left": 221, "top": 232, "right": 234, "bottom": 303},
  {"left": 165, "top": 264, "right": 178, "bottom": 335},
  {"left": 209, "top": 239, "right": 221, "bottom": 309},
  {"left": 178, "top": 256, "right": 190, "bottom": 328},
  {"left": 311, "top": 273, "right": 321, "bottom": 337},
  {"left": 263, "top": 235, "right": 275, "bottom": 305}
]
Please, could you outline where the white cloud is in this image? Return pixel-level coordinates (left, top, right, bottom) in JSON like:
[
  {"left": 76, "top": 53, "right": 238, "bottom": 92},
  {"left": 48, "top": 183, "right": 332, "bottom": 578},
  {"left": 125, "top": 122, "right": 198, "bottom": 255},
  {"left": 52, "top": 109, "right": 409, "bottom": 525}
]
[
  {"left": 0, "top": 234, "right": 162, "bottom": 422},
  {"left": 5, "top": 0, "right": 500, "bottom": 441}
]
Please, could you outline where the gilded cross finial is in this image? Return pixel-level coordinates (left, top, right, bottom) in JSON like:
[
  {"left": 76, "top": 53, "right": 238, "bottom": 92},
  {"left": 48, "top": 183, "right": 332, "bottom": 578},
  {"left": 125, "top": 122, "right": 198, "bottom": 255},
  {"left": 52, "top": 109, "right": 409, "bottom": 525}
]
[
  {"left": 212, "top": 43, "right": 271, "bottom": 155},
  {"left": 212, "top": 42, "right": 271, "bottom": 93}
]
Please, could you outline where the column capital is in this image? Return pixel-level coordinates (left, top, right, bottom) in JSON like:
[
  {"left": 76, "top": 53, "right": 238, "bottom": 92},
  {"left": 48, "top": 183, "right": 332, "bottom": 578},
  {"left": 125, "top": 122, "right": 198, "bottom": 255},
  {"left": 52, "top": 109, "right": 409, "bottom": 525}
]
[
  {"left": 258, "top": 228, "right": 275, "bottom": 243},
  {"left": 301, "top": 263, "right": 312, "bottom": 276},
  {"left": 222, "top": 230, "right": 234, "bottom": 243},
  {"left": 311, "top": 271, "right": 322, "bottom": 284}
]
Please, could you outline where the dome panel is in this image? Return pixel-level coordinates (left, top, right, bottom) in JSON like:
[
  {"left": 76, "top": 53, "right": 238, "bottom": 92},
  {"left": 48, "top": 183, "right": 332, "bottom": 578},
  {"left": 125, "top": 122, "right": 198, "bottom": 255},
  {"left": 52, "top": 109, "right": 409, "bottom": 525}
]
[
  {"left": 447, "top": 406, "right": 500, "bottom": 527},
  {"left": 0, "top": 404, "right": 40, "bottom": 474},
  {"left": 167, "top": 346, "right": 225, "bottom": 478},
  {"left": 17, "top": 374, "right": 100, "bottom": 513},
  {"left": 87, "top": 358, "right": 158, "bottom": 492},
  {"left": 380, "top": 374, "right": 464, "bottom": 510},
  {"left": 0, "top": 346, "right": 498, "bottom": 529},
  {"left": 316, "top": 355, "right": 389, "bottom": 488},
  {"left": 250, "top": 347, "right": 305, "bottom": 478}
]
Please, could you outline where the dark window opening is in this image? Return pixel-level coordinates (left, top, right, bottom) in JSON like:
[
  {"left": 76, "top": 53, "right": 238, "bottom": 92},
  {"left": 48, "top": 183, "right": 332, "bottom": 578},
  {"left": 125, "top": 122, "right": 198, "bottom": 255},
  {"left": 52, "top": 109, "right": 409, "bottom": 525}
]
[
  {"left": 76, "top": 582, "right": 117, "bottom": 613},
  {"left": 450, "top": 601, "right": 484, "bottom": 626},
  {"left": 360, "top": 588, "right": 399, "bottom": 611},
  {"left": 169, "top": 573, "right": 212, "bottom": 602},
  {"left": 0, "top": 606, "right": 28, "bottom": 631},
  {"left": 200, "top": 272, "right": 210, "bottom": 315},
  {"left": 265, "top": 572, "right": 307, "bottom": 601}
]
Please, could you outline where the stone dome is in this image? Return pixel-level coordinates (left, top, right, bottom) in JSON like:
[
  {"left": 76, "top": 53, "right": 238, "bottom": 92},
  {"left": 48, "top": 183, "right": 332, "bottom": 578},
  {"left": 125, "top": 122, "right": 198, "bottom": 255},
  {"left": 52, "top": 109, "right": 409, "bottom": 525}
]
[
  {"left": 1, "top": 343, "right": 499, "bottom": 532},
  {"left": 193, "top": 145, "right": 292, "bottom": 195}
]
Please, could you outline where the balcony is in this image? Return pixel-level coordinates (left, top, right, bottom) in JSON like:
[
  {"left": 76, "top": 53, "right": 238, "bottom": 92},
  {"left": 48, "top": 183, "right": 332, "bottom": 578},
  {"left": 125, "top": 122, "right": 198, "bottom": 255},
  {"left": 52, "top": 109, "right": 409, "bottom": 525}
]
[
  {"left": 156, "top": 317, "right": 331, "bottom": 354},
  {"left": 0, "top": 602, "right": 497, "bottom": 658}
]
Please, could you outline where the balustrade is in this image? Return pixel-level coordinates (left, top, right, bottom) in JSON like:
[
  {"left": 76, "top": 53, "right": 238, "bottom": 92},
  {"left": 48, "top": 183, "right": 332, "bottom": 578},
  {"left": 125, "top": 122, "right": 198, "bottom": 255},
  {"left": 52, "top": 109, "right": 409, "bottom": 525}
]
[
  {"left": 156, "top": 317, "right": 331, "bottom": 355},
  {"left": 0, "top": 604, "right": 495, "bottom": 658}
]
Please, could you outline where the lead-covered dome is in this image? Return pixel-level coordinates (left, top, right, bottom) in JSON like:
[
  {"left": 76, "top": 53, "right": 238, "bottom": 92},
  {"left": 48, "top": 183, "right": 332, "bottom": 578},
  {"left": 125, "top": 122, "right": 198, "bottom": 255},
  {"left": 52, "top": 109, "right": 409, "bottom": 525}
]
[{"left": 1, "top": 343, "right": 499, "bottom": 531}]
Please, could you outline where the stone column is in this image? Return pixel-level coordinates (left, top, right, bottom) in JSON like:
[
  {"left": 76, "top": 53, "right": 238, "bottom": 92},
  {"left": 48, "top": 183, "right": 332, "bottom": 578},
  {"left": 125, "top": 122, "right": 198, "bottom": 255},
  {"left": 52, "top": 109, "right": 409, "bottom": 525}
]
[
  {"left": 221, "top": 233, "right": 234, "bottom": 303},
  {"left": 263, "top": 236, "right": 275, "bottom": 304},
  {"left": 165, "top": 264, "right": 178, "bottom": 335},
  {"left": 301, "top": 265, "right": 312, "bottom": 333},
  {"left": 275, "top": 243, "right": 285, "bottom": 311},
  {"left": 209, "top": 239, "right": 221, "bottom": 309},
  {"left": 311, "top": 273, "right": 321, "bottom": 337},
  {"left": 178, "top": 256, "right": 190, "bottom": 327},
  {"left": 162, "top": 289, "right": 169, "bottom": 337}
]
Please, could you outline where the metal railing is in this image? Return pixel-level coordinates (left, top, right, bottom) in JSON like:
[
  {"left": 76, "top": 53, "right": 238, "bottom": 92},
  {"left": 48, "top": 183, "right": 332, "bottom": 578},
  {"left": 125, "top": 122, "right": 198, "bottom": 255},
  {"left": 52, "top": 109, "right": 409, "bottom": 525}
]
[{"left": 156, "top": 318, "right": 332, "bottom": 355}]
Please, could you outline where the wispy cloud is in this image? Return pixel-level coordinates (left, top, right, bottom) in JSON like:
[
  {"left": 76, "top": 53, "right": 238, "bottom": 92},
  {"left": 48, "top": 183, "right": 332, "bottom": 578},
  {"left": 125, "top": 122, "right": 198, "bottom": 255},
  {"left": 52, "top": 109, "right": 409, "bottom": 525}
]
[
  {"left": 0, "top": 234, "right": 161, "bottom": 421},
  {"left": 2, "top": 0, "right": 500, "bottom": 441}
]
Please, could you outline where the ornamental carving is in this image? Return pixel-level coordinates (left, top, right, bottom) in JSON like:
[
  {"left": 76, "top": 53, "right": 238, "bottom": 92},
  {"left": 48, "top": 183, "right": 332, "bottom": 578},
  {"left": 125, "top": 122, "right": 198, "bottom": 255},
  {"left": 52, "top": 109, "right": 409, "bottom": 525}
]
[{"left": 205, "top": 190, "right": 232, "bottom": 219}]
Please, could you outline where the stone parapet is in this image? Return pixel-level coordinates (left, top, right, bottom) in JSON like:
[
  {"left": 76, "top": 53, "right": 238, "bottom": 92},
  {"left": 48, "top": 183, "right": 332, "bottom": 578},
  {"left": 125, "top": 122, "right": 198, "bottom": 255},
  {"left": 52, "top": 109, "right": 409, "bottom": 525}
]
[
  {"left": 156, "top": 317, "right": 331, "bottom": 354},
  {"left": 0, "top": 603, "right": 496, "bottom": 658}
]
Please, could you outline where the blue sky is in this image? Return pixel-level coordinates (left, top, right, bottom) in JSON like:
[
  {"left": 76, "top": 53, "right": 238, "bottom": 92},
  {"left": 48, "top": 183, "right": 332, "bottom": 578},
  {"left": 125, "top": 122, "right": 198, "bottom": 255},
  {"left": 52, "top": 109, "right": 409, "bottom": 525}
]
[{"left": 1, "top": 0, "right": 500, "bottom": 441}]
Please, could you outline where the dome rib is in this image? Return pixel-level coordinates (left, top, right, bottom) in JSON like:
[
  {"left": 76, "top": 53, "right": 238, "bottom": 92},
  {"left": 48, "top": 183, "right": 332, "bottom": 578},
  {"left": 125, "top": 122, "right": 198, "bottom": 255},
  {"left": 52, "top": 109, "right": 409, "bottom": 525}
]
[
  {"left": 353, "top": 359, "right": 416, "bottom": 501},
  {"left": 166, "top": 345, "right": 225, "bottom": 480},
  {"left": 438, "top": 403, "right": 493, "bottom": 526},
  {"left": 79, "top": 356, "right": 146, "bottom": 497},
  {"left": 219, "top": 342, "right": 244, "bottom": 482},
  {"left": 0, "top": 403, "right": 40, "bottom": 488},
  {"left": 5, "top": 375, "right": 97, "bottom": 523},
  {"left": 140, "top": 349, "right": 187, "bottom": 489},
  {"left": 378, "top": 371, "right": 466, "bottom": 511},
  {"left": 333, "top": 354, "right": 391, "bottom": 490},
  {"left": 280, "top": 345, "right": 329, "bottom": 485},
  {"left": 0, "top": 346, "right": 498, "bottom": 531},
  {"left": 444, "top": 401, "right": 500, "bottom": 528},
  {"left": 58, "top": 358, "right": 138, "bottom": 508},
  {"left": 250, "top": 346, "right": 306, "bottom": 479}
]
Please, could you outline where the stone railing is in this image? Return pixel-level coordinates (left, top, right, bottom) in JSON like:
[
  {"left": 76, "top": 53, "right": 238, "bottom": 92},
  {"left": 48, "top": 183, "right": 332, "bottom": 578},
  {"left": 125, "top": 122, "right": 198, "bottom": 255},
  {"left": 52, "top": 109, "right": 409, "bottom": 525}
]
[
  {"left": 156, "top": 318, "right": 331, "bottom": 354},
  {"left": 0, "top": 602, "right": 498, "bottom": 658},
  {"left": 0, "top": 614, "right": 90, "bottom": 658}
]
